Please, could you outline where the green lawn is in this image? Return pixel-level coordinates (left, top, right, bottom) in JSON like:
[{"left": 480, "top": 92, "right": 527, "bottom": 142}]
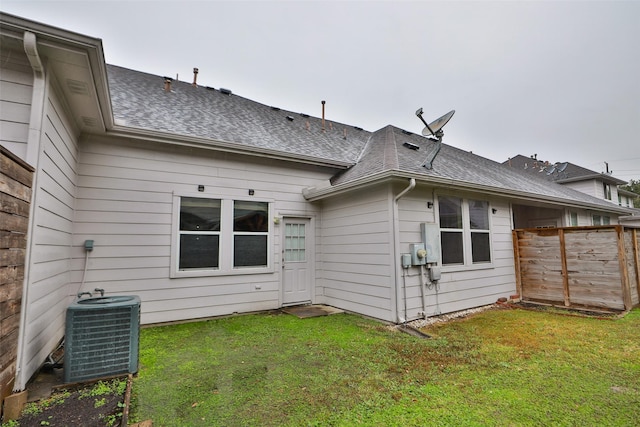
[{"left": 129, "top": 307, "right": 640, "bottom": 426}]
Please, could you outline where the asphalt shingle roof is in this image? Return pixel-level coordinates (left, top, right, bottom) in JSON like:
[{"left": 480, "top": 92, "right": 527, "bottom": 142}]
[
  {"left": 503, "top": 154, "right": 627, "bottom": 185},
  {"left": 106, "top": 65, "right": 631, "bottom": 214},
  {"left": 107, "top": 65, "right": 370, "bottom": 166},
  {"left": 331, "top": 126, "right": 631, "bottom": 212}
]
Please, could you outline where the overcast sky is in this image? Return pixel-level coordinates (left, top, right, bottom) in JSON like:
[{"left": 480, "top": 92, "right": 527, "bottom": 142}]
[{"left": 3, "top": 0, "right": 639, "bottom": 180}]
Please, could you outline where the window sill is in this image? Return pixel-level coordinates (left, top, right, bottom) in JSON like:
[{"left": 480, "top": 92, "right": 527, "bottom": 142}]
[
  {"left": 171, "top": 266, "right": 274, "bottom": 279},
  {"left": 440, "top": 262, "right": 494, "bottom": 273}
]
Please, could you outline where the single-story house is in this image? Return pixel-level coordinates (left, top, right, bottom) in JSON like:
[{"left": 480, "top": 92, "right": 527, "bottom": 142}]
[{"left": 1, "top": 13, "right": 635, "bottom": 392}]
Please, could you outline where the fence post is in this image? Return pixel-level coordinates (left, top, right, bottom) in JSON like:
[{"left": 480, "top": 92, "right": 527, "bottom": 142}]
[
  {"left": 512, "top": 230, "right": 523, "bottom": 300},
  {"left": 558, "top": 229, "right": 570, "bottom": 307},
  {"left": 616, "top": 226, "right": 632, "bottom": 310},
  {"left": 633, "top": 228, "right": 640, "bottom": 299}
]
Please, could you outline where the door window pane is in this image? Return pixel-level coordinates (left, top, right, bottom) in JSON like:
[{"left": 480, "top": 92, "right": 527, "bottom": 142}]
[{"left": 285, "top": 223, "right": 306, "bottom": 262}]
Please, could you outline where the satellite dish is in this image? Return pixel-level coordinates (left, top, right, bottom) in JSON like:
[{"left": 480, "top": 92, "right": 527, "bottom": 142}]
[
  {"left": 557, "top": 162, "right": 568, "bottom": 172},
  {"left": 415, "top": 108, "right": 456, "bottom": 169},
  {"left": 418, "top": 110, "right": 456, "bottom": 137}
]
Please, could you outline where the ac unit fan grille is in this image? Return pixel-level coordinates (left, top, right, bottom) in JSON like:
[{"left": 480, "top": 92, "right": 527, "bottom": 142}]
[{"left": 64, "top": 297, "right": 140, "bottom": 383}]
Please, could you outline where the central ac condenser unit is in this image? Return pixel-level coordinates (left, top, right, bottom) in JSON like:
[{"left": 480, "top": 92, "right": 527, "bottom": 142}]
[{"left": 64, "top": 295, "right": 141, "bottom": 383}]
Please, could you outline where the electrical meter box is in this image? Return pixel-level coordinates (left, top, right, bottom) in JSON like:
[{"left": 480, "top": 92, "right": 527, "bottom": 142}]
[
  {"left": 420, "top": 223, "right": 441, "bottom": 264},
  {"left": 410, "top": 243, "right": 427, "bottom": 265},
  {"left": 429, "top": 266, "right": 442, "bottom": 281},
  {"left": 401, "top": 254, "right": 412, "bottom": 269}
]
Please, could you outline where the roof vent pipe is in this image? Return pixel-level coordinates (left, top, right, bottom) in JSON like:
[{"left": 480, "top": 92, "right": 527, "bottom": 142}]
[
  {"left": 321, "top": 100, "right": 326, "bottom": 133},
  {"left": 163, "top": 77, "right": 173, "bottom": 92},
  {"left": 192, "top": 68, "right": 199, "bottom": 87}
]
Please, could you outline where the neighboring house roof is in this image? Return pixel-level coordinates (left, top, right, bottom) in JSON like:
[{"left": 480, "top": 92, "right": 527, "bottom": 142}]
[
  {"left": 106, "top": 65, "right": 370, "bottom": 167},
  {"left": 309, "top": 127, "right": 633, "bottom": 214},
  {"left": 503, "top": 154, "right": 627, "bottom": 185}
]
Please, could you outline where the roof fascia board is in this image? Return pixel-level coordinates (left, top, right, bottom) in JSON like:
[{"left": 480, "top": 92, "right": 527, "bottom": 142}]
[
  {"left": 105, "top": 126, "right": 353, "bottom": 169},
  {"left": 304, "top": 170, "right": 633, "bottom": 214},
  {"left": 618, "top": 188, "right": 639, "bottom": 196},
  {"left": 556, "top": 173, "right": 626, "bottom": 185}
]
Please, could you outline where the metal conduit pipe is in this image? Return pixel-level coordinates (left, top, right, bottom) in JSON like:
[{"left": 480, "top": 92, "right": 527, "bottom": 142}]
[{"left": 393, "top": 178, "right": 416, "bottom": 323}]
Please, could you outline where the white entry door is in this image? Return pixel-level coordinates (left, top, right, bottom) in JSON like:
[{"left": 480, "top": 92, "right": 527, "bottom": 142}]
[{"left": 282, "top": 218, "right": 312, "bottom": 305}]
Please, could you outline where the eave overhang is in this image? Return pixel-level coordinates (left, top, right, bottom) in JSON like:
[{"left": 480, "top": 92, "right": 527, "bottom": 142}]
[
  {"left": 0, "top": 12, "right": 114, "bottom": 134},
  {"left": 303, "top": 170, "right": 635, "bottom": 215},
  {"left": 106, "top": 125, "right": 355, "bottom": 169},
  {"left": 555, "top": 173, "right": 627, "bottom": 186}
]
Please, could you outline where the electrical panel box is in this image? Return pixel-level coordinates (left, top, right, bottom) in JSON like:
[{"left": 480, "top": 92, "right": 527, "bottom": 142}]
[
  {"left": 420, "top": 223, "right": 441, "bottom": 264},
  {"left": 401, "top": 254, "right": 412, "bottom": 269},
  {"left": 410, "top": 243, "right": 427, "bottom": 265}
]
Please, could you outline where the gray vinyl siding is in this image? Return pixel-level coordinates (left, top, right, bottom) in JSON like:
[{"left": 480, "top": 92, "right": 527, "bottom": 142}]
[
  {"left": 316, "top": 184, "right": 395, "bottom": 321},
  {"left": 75, "top": 135, "right": 331, "bottom": 325},
  {"left": 0, "top": 47, "right": 33, "bottom": 159},
  {"left": 563, "top": 179, "right": 599, "bottom": 199},
  {"left": 397, "top": 188, "right": 517, "bottom": 320},
  {"left": 20, "top": 81, "right": 79, "bottom": 386}
]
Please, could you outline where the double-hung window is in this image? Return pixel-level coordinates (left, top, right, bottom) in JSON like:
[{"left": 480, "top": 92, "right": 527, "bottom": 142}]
[
  {"left": 174, "top": 196, "right": 271, "bottom": 276},
  {"left": 438, "top": 196, "right": 491, "bottom": 267},
  {"left": 179, "top": 197, "right": 221, "bottom": 270},
  {"left": 233, "top": 201, "right": 268, "bottom": 267},
  {"left": 603, "top": 183, "right": 612, "bottom": 200},
  {"left": 570, "top": 212, "right": 578, "bottom": 226}
]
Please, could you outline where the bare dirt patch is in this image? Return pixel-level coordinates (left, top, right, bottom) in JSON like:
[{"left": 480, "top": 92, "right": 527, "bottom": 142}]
[{"left": 12, "top": 376, "right": 128, "bottom": 427}]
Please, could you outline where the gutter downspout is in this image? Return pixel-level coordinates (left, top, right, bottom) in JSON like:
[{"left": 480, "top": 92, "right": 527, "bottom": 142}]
[
  {"left": 393, "top": 178, "right": 416, "bottom": 323},
  {"left": 14, "top": 31, "right": 47, "bottom": 392}
]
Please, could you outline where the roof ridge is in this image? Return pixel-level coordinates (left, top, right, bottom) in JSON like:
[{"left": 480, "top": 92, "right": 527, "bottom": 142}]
[{"left": 383, "top": 125, "right": 399, "bottom": 170}]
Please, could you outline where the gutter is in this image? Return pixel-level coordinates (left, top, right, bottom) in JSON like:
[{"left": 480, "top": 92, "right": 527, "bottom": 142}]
[
  {"left": 392, "top": 178, "right": 416, "bottom": 323},
  {"left": 14, "top": 31, "right": 46, "bottom": 392},
  {"left": 105, "top": 127, "right": 355, "bottom": 169},
  {"left": 555, "top": 173, "right": 627, "bottom": 186},
  {"left": 303, "top": 170, "right": 634, "bottom": 215}
]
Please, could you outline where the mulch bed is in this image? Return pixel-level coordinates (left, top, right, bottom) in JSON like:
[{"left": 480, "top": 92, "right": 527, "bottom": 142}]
[{"left": 14, "top": 376, "right": 130, "bottom": 427}]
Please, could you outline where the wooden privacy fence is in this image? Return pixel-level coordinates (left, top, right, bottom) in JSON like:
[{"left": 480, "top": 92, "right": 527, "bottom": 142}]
[
  {"left": 1, "top": 146, "right": 34, "bottom": 408},
  {"left": 513, "top": 225, "right": 640, "bottom": 312}
]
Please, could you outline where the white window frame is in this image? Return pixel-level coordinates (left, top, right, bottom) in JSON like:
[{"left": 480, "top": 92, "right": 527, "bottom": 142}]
[
  {"left": 436, "top": 195, "right": 494, "bottom": 272},
  {"left": 171, "top": 193, "right": 274, "bottom": 278},
  {"left": 569, "top": 211, "right": 578, "bottom": 227},
  {"left": 592, "top": 214, "right": 602, "bottom": 226},
  {"left": 603, "top": 183, "right": 612, "bottom": 200}
]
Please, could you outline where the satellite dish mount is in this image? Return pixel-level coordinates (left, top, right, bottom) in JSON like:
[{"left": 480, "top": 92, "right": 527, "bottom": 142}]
[{"left": 415, "top": 108, "right": 455, "bottom": 169}]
